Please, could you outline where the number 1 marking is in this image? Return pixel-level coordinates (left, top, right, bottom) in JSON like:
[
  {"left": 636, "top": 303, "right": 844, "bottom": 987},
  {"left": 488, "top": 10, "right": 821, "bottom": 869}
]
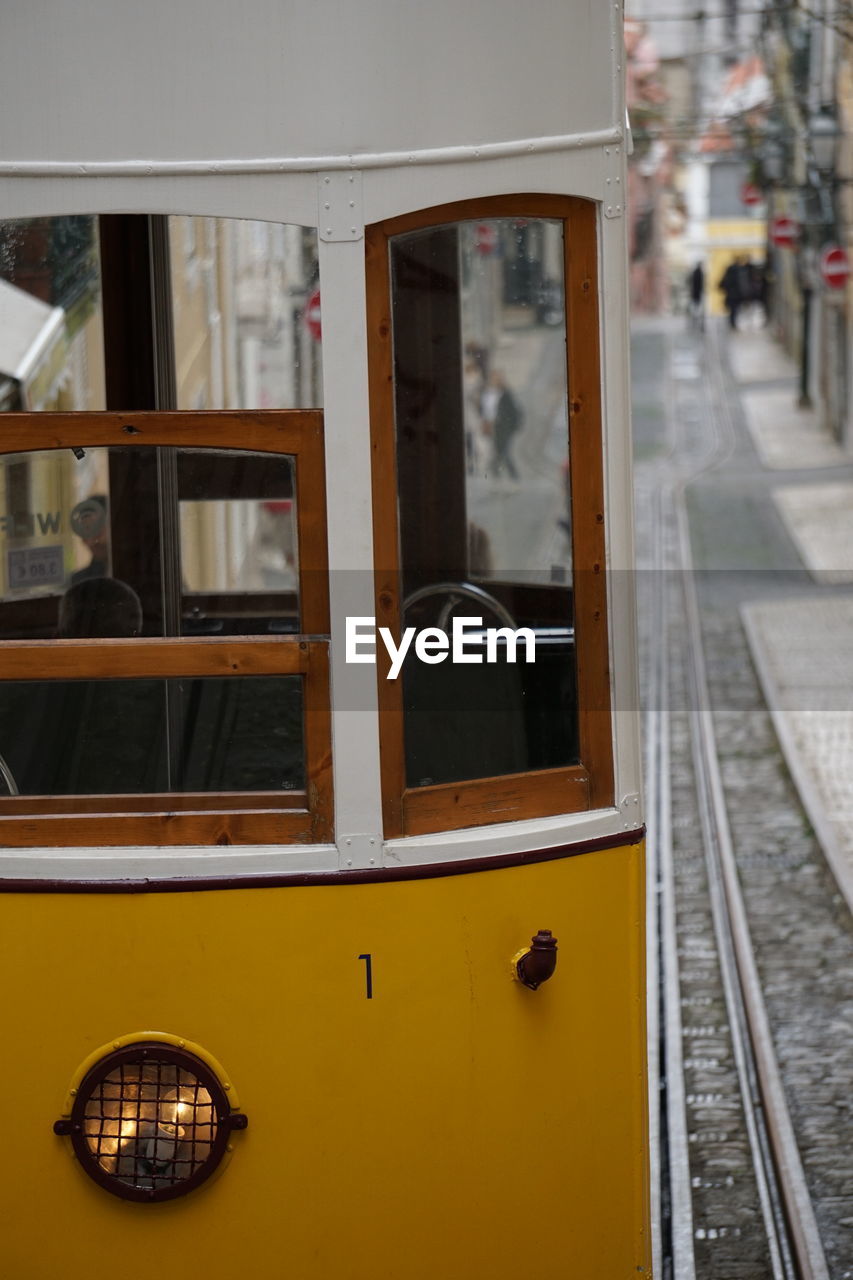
[{"left": 358, "top": 953, "right": 373, "bottom": 999}]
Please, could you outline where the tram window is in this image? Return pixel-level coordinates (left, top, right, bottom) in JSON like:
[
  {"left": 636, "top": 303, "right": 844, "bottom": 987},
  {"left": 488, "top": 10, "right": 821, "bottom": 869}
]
[
  {"left": 393, "top": 218, "right": 576, "bottom": 785},
  {"left": 0, "top": 447, "right": 300, "bottom": 638},
  {"left": 0, "top": 411, "right": 331, "bottom": 845},
  {"left": 0, "top": 216, "right": 321, "bottom": 417},
  {"left": 0, "top": 675, "right": 304, "bottom": 796},
  {"left": 0, "top": 216, "right": 105, "bottom": 412},
  {"left": 370, "top": 199, "right": 612, "bottom": 835},
  {"left": 168, "top": 217, "right": 322, "bottom": 410}
]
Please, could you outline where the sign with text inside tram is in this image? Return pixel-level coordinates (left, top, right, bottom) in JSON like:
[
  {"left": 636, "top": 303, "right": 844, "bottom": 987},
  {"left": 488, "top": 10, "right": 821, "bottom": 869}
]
[
  {"left": 819, "top": 244, "right": 850, "bottom": 290},
  {"left": 770, "top": 216, "right": 799, "bottom": 249}
]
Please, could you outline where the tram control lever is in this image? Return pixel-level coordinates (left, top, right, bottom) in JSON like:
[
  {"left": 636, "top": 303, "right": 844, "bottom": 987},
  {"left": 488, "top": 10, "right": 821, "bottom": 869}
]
[{"left": 515, "top": 930, "right": 558, "bottom": 990}]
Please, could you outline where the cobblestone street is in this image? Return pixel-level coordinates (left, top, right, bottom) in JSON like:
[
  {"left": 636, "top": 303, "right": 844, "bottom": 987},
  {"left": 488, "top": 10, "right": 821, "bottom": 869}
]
[{"left": 634, "top": 314, "right": 853, "bottom": 1279}]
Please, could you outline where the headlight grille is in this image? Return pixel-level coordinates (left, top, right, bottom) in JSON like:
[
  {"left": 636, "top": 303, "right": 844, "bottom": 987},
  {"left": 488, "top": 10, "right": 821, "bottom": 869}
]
[{"left": 59, "top": 1042, "right": 240, "bottom": 1202}]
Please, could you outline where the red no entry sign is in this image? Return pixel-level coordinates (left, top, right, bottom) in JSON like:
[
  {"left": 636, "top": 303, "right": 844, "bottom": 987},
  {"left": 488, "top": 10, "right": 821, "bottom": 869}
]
[
  {"left": 475, "top": 223, "right": 498, "bottom": 255},
  {"left": 304, "top": 288, "right": 322, "bottom": 341},
  {"left": 819, "top": 244, "right": 851, "bottom": 290},
  {"left": 740, "top": 181, "right": 762, "bottom": 207},
  {"left": 770, "top": 216, "right": 799, "bottom": 249}
]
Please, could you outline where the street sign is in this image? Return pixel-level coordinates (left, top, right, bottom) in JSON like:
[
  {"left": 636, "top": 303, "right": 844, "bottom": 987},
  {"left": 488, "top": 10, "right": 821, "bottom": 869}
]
[
  {"left": 304, "top": 288, "right": 322, "bottom": 341},
  {"left": 475, "top": 222, "right": 498, "bottom": 255},
  {"left": 819, "top": 244, "right": 851, "bottom": 290},
  {"left": 740, "top": 181, "right": 762, "bottom": 207},
  {"left": 770, "top": 216, "right": 799, "bottom": 249}
]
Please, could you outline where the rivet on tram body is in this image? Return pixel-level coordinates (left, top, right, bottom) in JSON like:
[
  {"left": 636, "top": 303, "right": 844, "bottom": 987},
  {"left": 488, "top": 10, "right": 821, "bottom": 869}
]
[
  {"left": 324, "top": 176, "right": 330, "bottom": 184},
  {"left": 224, "top": 1083, "right": 231, "bottom": 1091},
  {"left": 70, "top": 1089, "right": 77, "bottom": 1096},
  {"left": 227, "top": 1144, "right": 234, "bottom": 1153}
]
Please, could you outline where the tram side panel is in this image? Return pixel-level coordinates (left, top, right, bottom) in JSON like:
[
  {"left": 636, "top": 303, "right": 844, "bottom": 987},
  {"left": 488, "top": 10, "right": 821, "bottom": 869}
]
[{"left": 2, "top": 843, "right": 647, "bottom": 1279}]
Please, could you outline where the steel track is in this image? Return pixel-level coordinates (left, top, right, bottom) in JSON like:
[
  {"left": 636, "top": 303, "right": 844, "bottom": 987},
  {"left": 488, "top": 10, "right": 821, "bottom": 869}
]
[{"left": 650, "top": 320, "right": 829, "bottom": 1279}]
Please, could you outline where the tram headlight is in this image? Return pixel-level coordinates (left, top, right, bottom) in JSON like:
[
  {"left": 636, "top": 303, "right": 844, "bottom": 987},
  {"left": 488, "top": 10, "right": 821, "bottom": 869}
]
[{"left": 54, "top": 1040, "right": 247, "bottom": 1203}]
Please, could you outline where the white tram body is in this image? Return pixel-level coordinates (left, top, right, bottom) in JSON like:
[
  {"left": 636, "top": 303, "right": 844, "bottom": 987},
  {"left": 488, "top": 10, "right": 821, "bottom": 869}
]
[{"left": 0, "top": 4, "right": 648, "bottom": 1276}]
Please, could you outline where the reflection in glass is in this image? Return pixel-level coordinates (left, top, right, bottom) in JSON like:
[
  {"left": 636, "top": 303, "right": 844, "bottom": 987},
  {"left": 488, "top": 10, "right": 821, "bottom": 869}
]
[
  {"left": 0, "top": 676, "right": 304, "bottom": 796},
  {"left": 0, "top": 447, "right": 300, "bottom": 640},
  {"left": 169, "top": 217, "right": 322, "bottom": 409},
  {"left": 0, "top": 216, "right": 105, "bottom": 412},
  {"left": 390, "top": 217, "right": 578, "bottom": 787},
  {"left": 179, "top": 452, "right": 298, "bottom": 599},
  {"left": 460, "top": 218, "right": 571, "bottom": 588},
  {"left": 0, "top": 448, "right": 112, "bottom": 616}
]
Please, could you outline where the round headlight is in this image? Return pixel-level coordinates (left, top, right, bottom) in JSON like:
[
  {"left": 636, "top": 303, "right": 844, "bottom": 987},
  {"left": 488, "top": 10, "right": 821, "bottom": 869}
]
[{"left": 56, "top": 1041, "right": 246, "bottom": 1202}]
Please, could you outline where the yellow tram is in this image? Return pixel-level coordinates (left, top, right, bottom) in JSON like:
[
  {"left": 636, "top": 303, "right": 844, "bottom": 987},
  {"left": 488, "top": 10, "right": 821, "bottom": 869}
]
[{"left": 0, "top": 3, "right": 649, "bottom": 1275}]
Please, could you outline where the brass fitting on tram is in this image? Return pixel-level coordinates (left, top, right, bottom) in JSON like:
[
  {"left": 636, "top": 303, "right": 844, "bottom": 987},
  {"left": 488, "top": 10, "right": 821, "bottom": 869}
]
[{"left": 514, "top": 930, "right": 558, "bottom": 990}]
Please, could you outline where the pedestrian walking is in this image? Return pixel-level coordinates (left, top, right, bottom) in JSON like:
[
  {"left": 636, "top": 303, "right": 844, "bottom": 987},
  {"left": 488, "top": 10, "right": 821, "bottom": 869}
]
[
  {"left": 687, "top": 262, "right": 705, "bottom": 332},
  {"left": 481, "top": 370, "right": 522, "bottom": 481},
  {"left": 718, "top": 255, "right": 749, "bottom": 330}
]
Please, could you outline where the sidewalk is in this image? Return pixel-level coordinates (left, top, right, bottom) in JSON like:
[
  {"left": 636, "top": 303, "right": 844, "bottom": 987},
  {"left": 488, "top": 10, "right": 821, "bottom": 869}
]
[{"left": 728, "top": 326, "right": 853, "bottom": 911}]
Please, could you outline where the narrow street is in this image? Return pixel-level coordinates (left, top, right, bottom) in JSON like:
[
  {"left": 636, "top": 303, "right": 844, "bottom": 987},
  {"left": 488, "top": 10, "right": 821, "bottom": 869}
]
[{"left": 634, "top": 314, "right": 853, "bottom": 1279}]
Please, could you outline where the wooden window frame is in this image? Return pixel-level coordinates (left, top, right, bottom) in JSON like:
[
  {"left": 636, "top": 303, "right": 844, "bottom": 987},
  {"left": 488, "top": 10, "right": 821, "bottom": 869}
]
[
  {"left": 0, "top": 409, "right": 332, "bottom": 847},
  {"left": 366, "top": 195, "right": 613, "bottom": 838}
]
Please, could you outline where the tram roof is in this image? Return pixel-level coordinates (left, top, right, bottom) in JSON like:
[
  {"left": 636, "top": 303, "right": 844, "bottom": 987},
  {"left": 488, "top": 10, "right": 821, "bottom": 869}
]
[{"left": 3, "top": 1, "right": 620, "bottom": 175}]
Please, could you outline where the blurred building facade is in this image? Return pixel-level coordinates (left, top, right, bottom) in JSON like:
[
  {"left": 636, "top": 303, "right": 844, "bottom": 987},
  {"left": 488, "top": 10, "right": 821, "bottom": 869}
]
[{"left": 756, "top": 2, "right": 851, "bottom": 443}]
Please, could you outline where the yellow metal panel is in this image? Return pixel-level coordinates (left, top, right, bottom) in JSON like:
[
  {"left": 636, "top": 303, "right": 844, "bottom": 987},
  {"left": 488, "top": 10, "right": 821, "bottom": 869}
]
[{"left": 1, "top": 842, "right": 649, "bottom": 1279}]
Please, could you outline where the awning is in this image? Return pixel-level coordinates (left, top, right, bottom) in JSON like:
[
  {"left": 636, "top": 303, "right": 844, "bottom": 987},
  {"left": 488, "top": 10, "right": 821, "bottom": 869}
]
[{"left": 0, "top": 276, "right": 66, "bottom": 409}]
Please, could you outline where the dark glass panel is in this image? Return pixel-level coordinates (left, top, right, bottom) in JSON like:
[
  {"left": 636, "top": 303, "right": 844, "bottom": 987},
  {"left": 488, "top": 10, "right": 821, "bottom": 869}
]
[{"left": 390, "top": 218, "right": 578, "bottom": 787}]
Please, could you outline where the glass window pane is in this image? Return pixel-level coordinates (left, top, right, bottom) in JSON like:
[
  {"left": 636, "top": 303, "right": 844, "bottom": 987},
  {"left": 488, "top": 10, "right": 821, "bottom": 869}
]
[
  {"left": 0, "top": 447, "right": 115, "bottom": 636},
  {"left": 0, "top": 446, "right": 300, "bottom": 640},
  {"left": 0, "top": 216, "right": 105, "bottom": 412},
  {"left": 169, "top": 218, "right": 322, "bottom": 409},
  {"left": 390, "top": 217, "right": 578, "bottom": 788},
  {"left": 178, "top": 450, "right": 298, "bottom": 597},
  {"left": 0, "top": 676, "right": 304, "bottom": 796}
]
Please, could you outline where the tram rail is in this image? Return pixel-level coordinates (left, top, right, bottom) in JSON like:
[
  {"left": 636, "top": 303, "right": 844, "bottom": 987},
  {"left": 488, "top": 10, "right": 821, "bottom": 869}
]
[{"left": 648, "top": 321, "right": 830, "bottom": 1279}]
